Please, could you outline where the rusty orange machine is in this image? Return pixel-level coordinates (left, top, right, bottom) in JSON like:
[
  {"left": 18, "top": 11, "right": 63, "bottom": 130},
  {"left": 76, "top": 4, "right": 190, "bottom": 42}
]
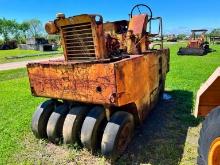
[
  {"left": 194, "top": 68, "right": 220, "bottom": 165},
  {"left": 178, "top": 29, "right": 210, "bottom": 56},
  {"left": 28, "top": 4, "right": 169, "bottom": 158}
]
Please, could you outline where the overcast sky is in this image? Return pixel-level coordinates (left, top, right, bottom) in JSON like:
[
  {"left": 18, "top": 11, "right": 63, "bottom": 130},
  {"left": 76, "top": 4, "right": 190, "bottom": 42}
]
[{"left": 0, "top": 0, "right": 219, "bottom": 34}]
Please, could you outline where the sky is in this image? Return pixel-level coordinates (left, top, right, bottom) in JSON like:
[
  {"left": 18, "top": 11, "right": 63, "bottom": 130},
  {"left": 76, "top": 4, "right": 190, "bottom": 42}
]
[{"left": 0, "top": 0, "right": 220, "bottom": 34}]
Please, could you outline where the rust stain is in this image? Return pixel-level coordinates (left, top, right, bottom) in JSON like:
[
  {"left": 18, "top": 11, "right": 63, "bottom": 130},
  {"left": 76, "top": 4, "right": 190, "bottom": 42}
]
[{"left": 28, "top": 62, "right": 116, "bottom": 104}]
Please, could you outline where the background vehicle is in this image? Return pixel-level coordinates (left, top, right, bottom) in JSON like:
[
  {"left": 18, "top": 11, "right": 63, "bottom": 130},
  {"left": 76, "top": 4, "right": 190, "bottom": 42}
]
[
  {"left": 27, "top": 4, "right": 170, "bottom": 159},
  {"left": 194, "top": 67, "right": 220, "bottom": 165},
  {"left": 167, "top": 34, "right": 177, "bottom": 42},
  {"left": 178, "top": 29, "right": 210, "bottom": 56}
]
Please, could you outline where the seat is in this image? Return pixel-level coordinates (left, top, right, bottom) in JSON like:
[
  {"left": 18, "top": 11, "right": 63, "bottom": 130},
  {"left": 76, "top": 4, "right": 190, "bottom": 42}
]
[{"left": 128, "top": 14, "right": 148, "bottom": 37}]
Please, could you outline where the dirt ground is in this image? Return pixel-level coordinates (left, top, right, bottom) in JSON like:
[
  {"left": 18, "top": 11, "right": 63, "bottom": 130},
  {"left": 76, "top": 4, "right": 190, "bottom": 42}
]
[{"left": 0, "top": 57, "right": 63, "bottom": 71}]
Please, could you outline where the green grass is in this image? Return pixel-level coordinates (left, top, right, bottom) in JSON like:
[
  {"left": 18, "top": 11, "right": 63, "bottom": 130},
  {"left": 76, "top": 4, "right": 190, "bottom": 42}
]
[
  {"left": 166, "top": 43, "right": 220, "bottom": 92},
  {"left": 0, "top": 69, "right": 44, "bottom": 164},
  {"left": 0, "top": 68, "right": 27, "bottom": 81},
  {"left": 0, "top": 43, "right": 220, "bottom": 164},
  {"left": 0, "top": 49, "right": 62, "bottom": 64}
]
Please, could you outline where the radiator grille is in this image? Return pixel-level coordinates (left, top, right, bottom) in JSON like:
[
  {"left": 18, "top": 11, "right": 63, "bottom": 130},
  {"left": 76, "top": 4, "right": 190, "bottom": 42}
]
[{"left": 61, "top": 22, "right": 96, "bottom": 60}]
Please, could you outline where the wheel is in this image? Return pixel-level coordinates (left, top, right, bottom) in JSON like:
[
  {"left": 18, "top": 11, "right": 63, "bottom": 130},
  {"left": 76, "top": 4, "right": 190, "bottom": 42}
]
[
  {"left": 63, "top": 106, "right": 90, "bottom": 145},
  {"left": 46, "top": 104, "right": 69, "bottom": 144},
  {"left": 101, "top": 111, "right": 134, "bottom": 159},
  {"left": 159, "top": 80, "right": 165, "bottom": 97},
  {"left": 198, "top": 106, "right": 220, "bottom": 165},
  {"left": 130, "top": 4, "right": 152, "bottom": 21},
  {"left": 31, "top": 100, "right": 57, "bottom": 138},
  {"left": 80, "top": 106, "right": 106, "bottom": 152}
]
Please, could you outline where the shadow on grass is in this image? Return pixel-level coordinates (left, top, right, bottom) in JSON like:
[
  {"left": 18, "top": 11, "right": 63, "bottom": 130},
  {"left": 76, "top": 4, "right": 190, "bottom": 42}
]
[{"left": 117, "top": 90, "right": 201, "bottom": 165}]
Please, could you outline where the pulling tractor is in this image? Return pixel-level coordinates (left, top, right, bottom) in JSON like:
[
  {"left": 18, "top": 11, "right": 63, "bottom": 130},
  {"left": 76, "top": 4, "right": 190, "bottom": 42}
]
[
  {"left": 28, "top": 4, "right": 169, "bottom": 158},
  {"left": 195, "top": 68, "right": 220, "bottom": 165},
  {"left": 178, "top": 29, "right": 210, "bottom": 56}
]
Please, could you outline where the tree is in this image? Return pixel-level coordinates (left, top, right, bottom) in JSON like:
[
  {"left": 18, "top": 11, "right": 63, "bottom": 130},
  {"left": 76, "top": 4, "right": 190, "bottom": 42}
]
[
  {"left": 0, "top": 18, "right": 44, "bottom": 43},
  {"left": 177, "top": 34, "right": 187, "bottom": 40},
  {"left": 19, "top": 22, "right": 30, "bottom": 41},
  {"left": 210, "top": 29, "right": 220, "bottom": 36},
  {"left": 47, "top": 34, "right": 60, "bottom": 43},
  {"left": 0, "top": 18, "right": 18, "bottom": 41},
  {"left": 13, "top": 21, "right": 23, "bottom": 42},
  {"left": 25, "top": 19, "right": 43, "bottom": 38}
]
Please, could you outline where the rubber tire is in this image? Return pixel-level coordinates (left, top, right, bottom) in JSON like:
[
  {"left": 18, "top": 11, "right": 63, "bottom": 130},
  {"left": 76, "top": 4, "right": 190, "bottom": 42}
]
[
  {"left": 31, "top": 100, "right": 56, "bottom": 138},
  {"left": 47, "top": 104, "right": 69, "bottom": 144},
  {"left": 80, "top": 106, "right": 106, "bottom": 152},
  {"left": 159, "top": 80, "right": 165, "bottom": 98},
  {"left": 63, "top": 106, "right": 90, "bottom": 144},
  {"left": 178, "top": 47, "right": 205, "bottom": 56},
  {"left": 101, "top": 111, "right": 134, "bottom": 159},
  {"left": 198, "top": 106, "right": 220, "bottom": 165}
]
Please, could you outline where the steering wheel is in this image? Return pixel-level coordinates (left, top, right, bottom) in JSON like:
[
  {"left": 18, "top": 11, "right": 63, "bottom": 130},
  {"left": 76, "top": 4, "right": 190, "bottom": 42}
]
[{"left": 130, "top": 4, "right": 153, "bottom": 22}]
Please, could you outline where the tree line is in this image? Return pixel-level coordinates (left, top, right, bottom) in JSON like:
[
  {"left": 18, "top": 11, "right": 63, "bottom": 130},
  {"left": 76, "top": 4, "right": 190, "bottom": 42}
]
[
  {"left": 175, "top": 29, "right": 220, "bottom": 40},
  {"left": 1, "top": 17, "right": 220, "bottom": 42},
  {"left": 0, "top": 18, "right": 43, "bottom": 43}
]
